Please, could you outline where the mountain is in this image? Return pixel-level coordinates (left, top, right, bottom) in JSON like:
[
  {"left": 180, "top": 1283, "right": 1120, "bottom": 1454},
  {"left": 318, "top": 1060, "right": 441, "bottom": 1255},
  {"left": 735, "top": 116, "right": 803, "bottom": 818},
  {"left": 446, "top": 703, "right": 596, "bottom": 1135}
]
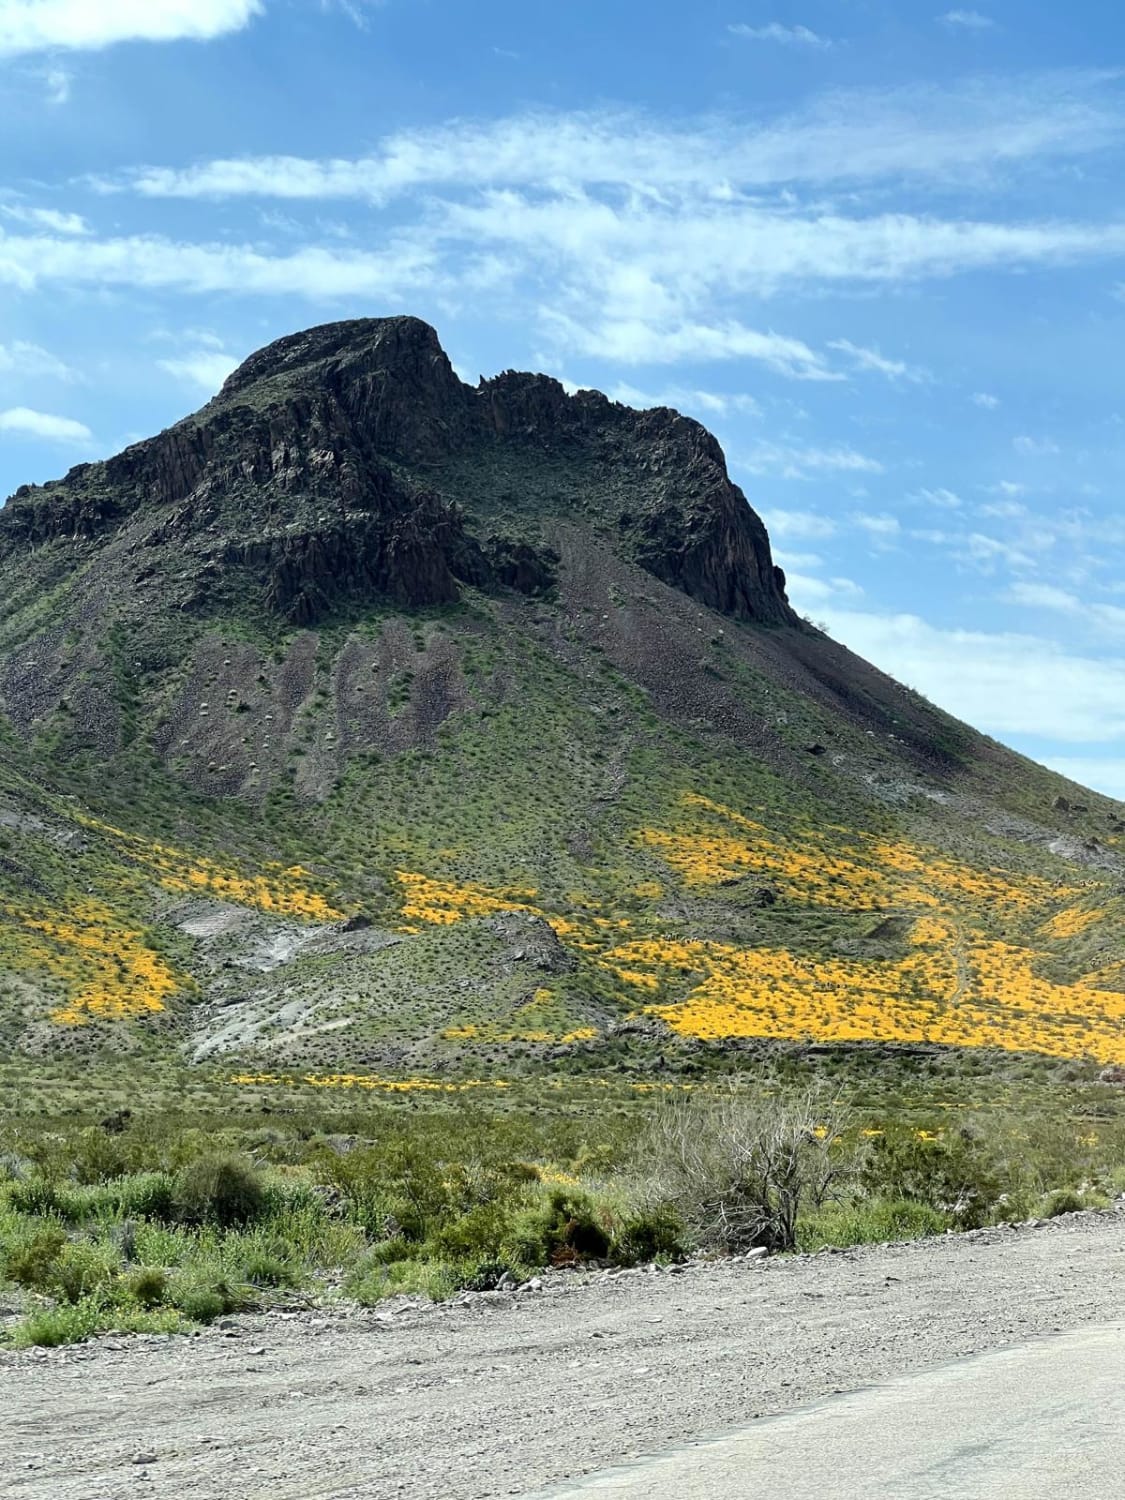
[{"left": 2, "top": 315, "right": 1124, "bottom": 1078}]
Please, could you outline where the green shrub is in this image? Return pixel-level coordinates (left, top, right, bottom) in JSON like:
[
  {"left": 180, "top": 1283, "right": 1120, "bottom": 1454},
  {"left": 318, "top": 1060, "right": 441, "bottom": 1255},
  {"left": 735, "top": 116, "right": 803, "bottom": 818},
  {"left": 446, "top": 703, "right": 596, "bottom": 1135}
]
[
  {"left": 503, "top": 1189, "right": 611, "bottom": 1266},
  {"left": 798, "top": 1197, "right": 948, "bottom": 1251},
  {"left": 10, "top": 1295, "right": 103, "bottom": 1348},
  {"left": 173, "top": 1156, "right": 265, "bottom": 1228},
  {"left": 454, "top": 1257, "right": 515, "bottom": 1292},
  {"left": 50, "top": 1242, "right": 119, "bottom": 1304},
  {"left": 861, "top": 1129, "right": 1001, "bottom": 1230},
  {"left": 116, "top": 1172, "right": 176, "bottom": 1221},
  {"left": 124, "top": 1265, "right": 170, "bottom": 1309},
  {"left": 238, "top": 1248, "right": 299, "bottom": 1289},
  {"left": 348, "top": 1257, "right": 458, "bottom": 1305},
  {"left": 608, "top": 1204, "right": 683, "bottom": 1267},
  {"left": 1042, "top": 1188, "right": 1085, "bottom": 1218},
  {"left": 8, "top": 1176, "right": 64, "bottom": 1219},
  {"left": 4, "top": 1224, "right": 67, "bottom": 1291},
  {"left": 170, "top": 1270, "right": 250, "bottom": 1323}
]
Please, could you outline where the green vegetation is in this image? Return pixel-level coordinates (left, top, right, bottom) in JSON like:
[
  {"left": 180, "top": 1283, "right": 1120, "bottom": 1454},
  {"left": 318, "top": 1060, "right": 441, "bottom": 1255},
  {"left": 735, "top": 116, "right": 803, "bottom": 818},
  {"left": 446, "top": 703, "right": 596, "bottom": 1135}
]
[{"left": 1, "top": 1068, "right": 1121, "bottom": 1347}]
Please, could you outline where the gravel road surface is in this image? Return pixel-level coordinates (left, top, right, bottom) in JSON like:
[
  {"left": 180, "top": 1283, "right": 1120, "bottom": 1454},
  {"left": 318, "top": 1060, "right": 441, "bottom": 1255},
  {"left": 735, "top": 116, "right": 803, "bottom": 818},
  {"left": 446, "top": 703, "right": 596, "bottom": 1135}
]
[
  {"left": 534, "top": 1322, "right": 1125, "bottom": 1498},
  {"left": 3, "top": 1209, "right": 1123, "bottom": 1500}
]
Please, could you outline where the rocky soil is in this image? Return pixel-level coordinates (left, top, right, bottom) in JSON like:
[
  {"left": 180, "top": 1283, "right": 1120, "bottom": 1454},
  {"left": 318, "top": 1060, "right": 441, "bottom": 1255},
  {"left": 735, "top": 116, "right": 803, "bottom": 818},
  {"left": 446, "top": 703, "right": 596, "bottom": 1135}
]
[{"left": 4, "top": 1208, "right": 1124, "bottom": 1499}]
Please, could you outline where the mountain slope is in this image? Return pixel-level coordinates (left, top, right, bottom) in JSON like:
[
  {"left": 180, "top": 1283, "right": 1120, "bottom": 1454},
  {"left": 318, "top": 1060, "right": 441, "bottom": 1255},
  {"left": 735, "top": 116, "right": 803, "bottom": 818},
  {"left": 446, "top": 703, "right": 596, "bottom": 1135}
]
[{"left": 2, "top": 316, "right": 1124, "bottom": 1075}]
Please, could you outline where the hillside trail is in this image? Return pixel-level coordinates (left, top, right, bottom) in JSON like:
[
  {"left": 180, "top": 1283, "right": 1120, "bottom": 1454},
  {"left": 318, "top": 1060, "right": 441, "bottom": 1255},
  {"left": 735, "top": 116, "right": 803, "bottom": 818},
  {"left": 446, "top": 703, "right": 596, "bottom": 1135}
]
[{"left": 3, "top": 1208, "right": 1124, "bottom": 1500}]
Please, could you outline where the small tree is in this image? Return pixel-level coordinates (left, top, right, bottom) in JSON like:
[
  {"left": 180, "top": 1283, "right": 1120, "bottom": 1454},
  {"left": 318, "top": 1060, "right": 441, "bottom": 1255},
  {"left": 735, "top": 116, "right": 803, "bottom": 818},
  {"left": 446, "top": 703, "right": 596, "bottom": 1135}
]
[{"left": 641, "top": 1084, "right": 855, "bottom": 1253}]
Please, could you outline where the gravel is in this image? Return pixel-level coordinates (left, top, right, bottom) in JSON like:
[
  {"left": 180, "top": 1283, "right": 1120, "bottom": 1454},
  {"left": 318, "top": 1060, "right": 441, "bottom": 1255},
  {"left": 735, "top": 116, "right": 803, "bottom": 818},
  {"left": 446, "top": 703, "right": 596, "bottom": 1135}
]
[{"left": 3, "top": 1208, "right": 1124, "bottom": 1500}]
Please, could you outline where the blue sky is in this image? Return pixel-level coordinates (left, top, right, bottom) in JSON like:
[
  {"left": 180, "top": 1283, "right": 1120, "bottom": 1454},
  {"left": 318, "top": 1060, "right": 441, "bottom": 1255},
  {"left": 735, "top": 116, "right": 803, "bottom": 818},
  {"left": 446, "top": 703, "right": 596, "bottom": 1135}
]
[{"left": 4, "top": 2, "right": 1125, "bottom": 795}]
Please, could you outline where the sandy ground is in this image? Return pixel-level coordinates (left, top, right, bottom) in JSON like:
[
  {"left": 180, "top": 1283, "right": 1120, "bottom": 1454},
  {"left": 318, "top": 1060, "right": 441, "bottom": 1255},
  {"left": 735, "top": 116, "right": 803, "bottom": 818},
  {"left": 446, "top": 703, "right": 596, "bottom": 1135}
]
[{"left": 3, "top": 1208, "right": 1124, "bottom": 1500}]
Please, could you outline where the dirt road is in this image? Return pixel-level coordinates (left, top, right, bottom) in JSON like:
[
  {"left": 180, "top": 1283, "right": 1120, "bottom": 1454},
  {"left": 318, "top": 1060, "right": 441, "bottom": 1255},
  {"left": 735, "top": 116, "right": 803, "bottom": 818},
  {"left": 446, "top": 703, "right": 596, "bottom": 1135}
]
[
  {"left": 535, "top": 1322, "right": 1125, "bottom": 1498},
  {"left": 3, "top": 1209, "right": 1124, "bottom": 1500}
]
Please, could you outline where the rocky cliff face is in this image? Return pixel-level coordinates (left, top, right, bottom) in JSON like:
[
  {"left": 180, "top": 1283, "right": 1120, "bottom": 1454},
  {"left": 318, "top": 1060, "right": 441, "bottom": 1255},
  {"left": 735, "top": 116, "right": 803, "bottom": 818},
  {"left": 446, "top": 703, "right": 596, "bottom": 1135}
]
[{"left": 0, "top": 316, "right": 796, "bottom": 631}]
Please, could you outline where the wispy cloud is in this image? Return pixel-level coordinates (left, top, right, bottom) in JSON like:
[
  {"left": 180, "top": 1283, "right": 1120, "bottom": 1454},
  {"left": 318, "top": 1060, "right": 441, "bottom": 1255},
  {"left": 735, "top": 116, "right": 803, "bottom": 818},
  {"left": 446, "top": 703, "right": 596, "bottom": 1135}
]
[
  {"left": 0, "top": 0, "right": 263, "bottom": 57},
  {"left": 820, "top": 606, "right": 1125, "bottom": 744},
  {"left": 853, "top": 511, "right": 902, "bottom": 542},
  {"left": 759, "top": 508, "right": 838, "bottom": 540},
  {"left": 607, "top": 382, "right": 761, "bottom": 419},
  {"left": 727, "top": 22, "right": 831, "bottom": 49},
  {"left": 545, "top": 313, "right": 839, "bottom": 377},
  {"left": 0, "top": 406, "right": 91, "bottom": 442},
  {"left": 43, "top": 66, "right": 71, "bottom": 104},
  {"left": 1, "top": 204, "right": 89, "bottom": 235},
  {"left": 939, "top": 10, "right": 996, "bottom": 30},
  {"left": 745, "top": 442, "right": 883, "bottom": 479},
  {"left": 158, "top": 348, "right": 239, "bottom": 393},
  {"left": 0, "top": 341, "right": 74, "bottom": 381},
  {"left": 828, "top": 339, "right": 925, "bottom": 382},
  {"left": 972, "top": 391, "right": 1000, "bottom": 409},
  {"left": 0, "top": 228, "right": 442, "bottom": 300},
  {"left": 99, "top": 73, "right": 1125, "bottom": 201},
  {"left": 1014, "top": 434, "right": 1061, "bottom": 456}
]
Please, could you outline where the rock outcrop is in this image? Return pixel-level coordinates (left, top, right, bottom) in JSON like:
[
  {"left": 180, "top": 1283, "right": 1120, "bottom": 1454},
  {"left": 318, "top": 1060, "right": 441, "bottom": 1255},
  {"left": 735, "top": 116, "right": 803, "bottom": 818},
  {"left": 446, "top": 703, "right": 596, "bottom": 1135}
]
[{"left": 0, "top": 316, "right": 795, "bottom": 629}]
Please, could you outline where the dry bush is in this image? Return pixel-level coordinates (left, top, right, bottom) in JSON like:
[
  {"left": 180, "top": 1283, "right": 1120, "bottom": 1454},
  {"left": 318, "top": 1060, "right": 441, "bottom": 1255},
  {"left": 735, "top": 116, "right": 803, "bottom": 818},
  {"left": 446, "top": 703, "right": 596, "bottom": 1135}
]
[{"left": 640, "top": 1084, "right": 856, "bottom": 1253}]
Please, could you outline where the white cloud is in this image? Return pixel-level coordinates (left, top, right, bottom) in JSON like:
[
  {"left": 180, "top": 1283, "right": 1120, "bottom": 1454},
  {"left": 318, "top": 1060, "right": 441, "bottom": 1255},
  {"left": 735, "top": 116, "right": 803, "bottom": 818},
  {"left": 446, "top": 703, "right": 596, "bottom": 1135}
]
[
  {"left": 972, "top": 391, "right": 1000, "bottom": 409},
  {"left": 1041, "top": 757, "right": 1125, "bottom": 800},
  {"left": 772, "top": 548, "right": 824, "bottom": 570},
  {"left": 1006, "top": 582, "right": 1082, "bottom": 613},
  {"left": 820, "top": 605, "right": 1125, "bottom": 743},
  {"left": 0, "top": 0, "right": 263, "bottom": 56},
  {"left": 828, "top": 339, "right": 924, "bottom": 382},
  {"left": 742, "top": 441, "right": 883, "bottom": 479},
  {"left": 1014, "top": 434, "right": 1060, "bottom": 456},
  {"left": 1007, "top": 581, "right": 1125, "bottom": 637},
  {"left": 939, "top": 10, "right": 996, "bottom": 29},
  {"left": 103, "top": 72, "right": 1125, "bottom": 201},
  {"left": 0, "top": 340, "right": 73, "bottom": 380},
  {"left": 0, "top": 227, "right": 441, "bottom": 299},
  {"left": 0, "top": 405, "right": 91, "bottom": 442},
  {"left": 759, "top": 508, "right": 839, "bottom": 540},
  {"left": 43, "top": 65, "right": 70, "bottom": 103},
  {"left": 1, "top": 204, "right": 88, "bottom": 235},
  {"left": 607, "top": 382, "right": 761, "bottom": 419},
  {"left": 157, "top": 349, "right": 239, "bottom": 393},
  {"left": 546, "top": 313, "right": 838, "bottom": 377},
  {"left": 445, "top": 193, "right": 1125, "bottom": 299},
  {"left": 728, "top": 23, "right": 831, "bottom": 48},
  {"left": 786, "top": 572, "right": 864, "bottom": 605},
  {"left": 853, "top": 511, "right": 901, "bottom": 540},
  {"left": 911, "top": 486, "right": 963, "bottom": 510}
]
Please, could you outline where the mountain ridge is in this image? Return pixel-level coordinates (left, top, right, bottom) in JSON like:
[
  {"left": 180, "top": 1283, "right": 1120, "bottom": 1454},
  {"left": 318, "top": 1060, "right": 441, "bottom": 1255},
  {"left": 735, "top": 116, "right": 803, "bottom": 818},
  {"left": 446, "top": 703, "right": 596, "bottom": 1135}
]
[{"left": 1, "top": 316, "right": 1124, "bottom": 1078}]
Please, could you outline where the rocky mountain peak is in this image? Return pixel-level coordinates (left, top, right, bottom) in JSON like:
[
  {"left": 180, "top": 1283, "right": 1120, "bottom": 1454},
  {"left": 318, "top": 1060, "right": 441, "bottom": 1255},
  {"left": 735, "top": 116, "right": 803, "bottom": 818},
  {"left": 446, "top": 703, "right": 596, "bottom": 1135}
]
[{"left": 0, "top": 317, "right": 796, "bottom": 630}]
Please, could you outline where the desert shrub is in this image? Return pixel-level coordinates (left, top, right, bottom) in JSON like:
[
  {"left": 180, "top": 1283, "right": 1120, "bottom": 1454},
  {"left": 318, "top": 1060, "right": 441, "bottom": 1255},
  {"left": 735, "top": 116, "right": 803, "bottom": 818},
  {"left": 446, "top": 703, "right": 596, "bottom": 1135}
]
[
  {"left": 1042, "top": 1188, "right": 1086, "bottom": 1218},
  {"left": 238, "top": 1247, "right": 300, "bottom": 1289},
  {"left": 4, "top": 1223, "right": 67, "bottom": 1290},
  {"left": 607, "top": 1203, "right": 683, "bottom": 1266},
  {"left": 861, "top": 1128, "right": 1002, "bottom": 1229},
  {"left": 8, "top": 1176, "right": 64, "bottom": 1219},
  {"left": 502, "top": 1188, "right": 612, "bottom": 1266},
  {"left": 50, "top": 1242, "right": 119, "bottom": 1304},
  {"left": 169, "top": 1269, "right": 250, "bottom": 1322},
  {"left": 454, "top": 1257, "right": 515, "bottom": 1292},
  {"left": 10, "top": 1296, "right": 104, "bottom": 1348},
  {"left": 347, "top": 1256, "right": 459, "bottom": 1305},
  {"left": 115, "top": 1172, "right": 177, "bottom": 1222},
  {"left": 124, "top": 1265, "right": 170, "bottom": 1309},
  {"left": 425, "top": 1199, "right": 521, "bottom": 1263},
  {"left": 641, "top": 1086, "right": 856, "bottom": 1253},
  {"left": 173, "top": 1156, "right": 265, "bottom": 1228},
  {"left": 798, "top": 1197, "right": 948, "bottom": 1251}
]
